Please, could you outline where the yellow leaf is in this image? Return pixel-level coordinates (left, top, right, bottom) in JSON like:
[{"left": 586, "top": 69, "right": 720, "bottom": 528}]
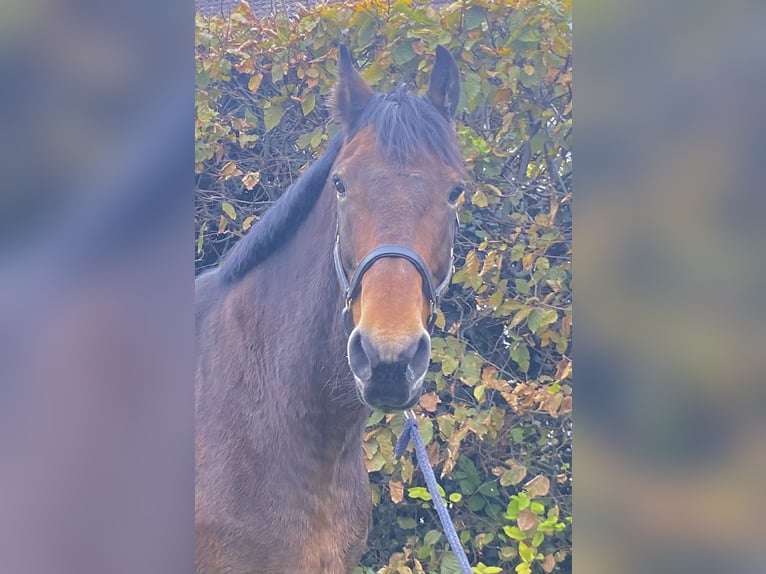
[
  {"left": 472, "top": 188, "right": 488, "bottom": 208},
  {"left": 217, "top": 214, "right": 227, "bottom": 234},
  {"left": 524, "top": 475, "right": 550, "bottom": 498},
  {"left": 221, "top": 201, "right": 237, "bottom": 221},
  {"left": 434, "top": 309, "right": 446, "bottom": 329},
  {"left": 522, "top": 252, "right": 535, "bottom": 270},
  {"left": 248, "top": 72, "right": 263, "bottom": 93},
  {"left": 242, "top": 171, "right": 261, "bottom": 190},
  {"left": 524, "top": 64, "right": 535, "bottom": 75},
  {"left": 242, "top": 215, "right": 257, "bottom": 231},
  {"left": 464, "top": 250, "right": 479, "bottom": 275}
]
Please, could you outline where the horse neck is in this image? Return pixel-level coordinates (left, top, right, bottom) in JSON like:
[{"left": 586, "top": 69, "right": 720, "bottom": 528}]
[{"left": 240, "top": 180, "right": 368, "bottom": 446}]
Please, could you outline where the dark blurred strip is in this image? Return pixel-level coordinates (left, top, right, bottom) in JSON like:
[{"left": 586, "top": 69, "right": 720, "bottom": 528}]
[
  {"left": 0, "top": 1, "right": 194, "bottom": 574},
  {"left": 576, "top": 0, "right": 766, "bottom": 573}
]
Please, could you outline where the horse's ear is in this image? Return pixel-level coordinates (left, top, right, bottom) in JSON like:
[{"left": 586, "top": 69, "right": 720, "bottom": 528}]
[
  {"left": 333, "top": 44, "right": 374, "bottom": 132},
  {"left": 427, "top": 45, "right": 460, "bottom": 118}
]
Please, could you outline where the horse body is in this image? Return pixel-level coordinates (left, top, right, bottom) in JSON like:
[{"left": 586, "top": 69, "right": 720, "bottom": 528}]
[
  {"left": 195, "top": 180, "right": 371, "bottom": 573},
  {"left": 196, "top": 45, "right": 464, "bottom": 573}
]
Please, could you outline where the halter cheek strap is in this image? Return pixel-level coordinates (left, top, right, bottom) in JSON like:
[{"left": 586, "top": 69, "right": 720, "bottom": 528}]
[{"left": 333, "top": 220, "right": 456, "bottom": 335}]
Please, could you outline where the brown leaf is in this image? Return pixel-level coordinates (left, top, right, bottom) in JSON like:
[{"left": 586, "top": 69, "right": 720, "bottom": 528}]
[
  {"left": 554, "top": 357, "right": 572, "bottom": 382},
  {"left": 542, "top": 554, "right": 556, "bottom": 573},
  {"left": 220, "top": 160, "right": 240, "bottom": 179},
  {"left": 517, "top": 508, "right": 538, "bottom": 531},
  {"left": 544, "top": 392, "right": 564, "bottom": 417},
  {"left": 419, "top": 392, "right": 439, "bottom": 412},
  {"left": 524, "top": 475, "right": 550, "bottom": 498},
  {"left": 389, "top": 480, "right": 404, "bottom": 504},
  {"left": 242, "top": 171, "right": 261, "bottom": 190}
]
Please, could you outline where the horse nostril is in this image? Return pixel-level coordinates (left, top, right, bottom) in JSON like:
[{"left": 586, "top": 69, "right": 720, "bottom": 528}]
[
  {"left": 348, "top": 330, "right": 373, "bottom": 381},
  {"left": 402, "top": 333, "right": 431, "bottom": 381}
]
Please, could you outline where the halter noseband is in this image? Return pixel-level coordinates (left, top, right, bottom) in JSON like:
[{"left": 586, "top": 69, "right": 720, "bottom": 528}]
[{"left": 333, "top": 220, "right": 456, "bottom": 335}]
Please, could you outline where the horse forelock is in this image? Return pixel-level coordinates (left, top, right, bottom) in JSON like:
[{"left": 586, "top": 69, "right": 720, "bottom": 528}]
[{"left": 354, "top": 84, "right": 464, "bottom": 171}]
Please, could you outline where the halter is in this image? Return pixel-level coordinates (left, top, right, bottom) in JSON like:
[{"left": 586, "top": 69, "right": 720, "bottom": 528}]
[{"left": 333, "top": 218, "right": 457, "bottom": 335}]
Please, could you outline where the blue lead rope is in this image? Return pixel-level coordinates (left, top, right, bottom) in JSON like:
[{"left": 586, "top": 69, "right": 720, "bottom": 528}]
[{"left": 394, "top": 413, "right": 473, "bottom": 574}]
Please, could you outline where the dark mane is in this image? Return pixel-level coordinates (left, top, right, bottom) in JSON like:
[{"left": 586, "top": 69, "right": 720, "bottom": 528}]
[
  {"left": 355, "top": 84, "right": 464, "bottom": 170},
  {"left": 219, "top": 133, "right": 343, "bottom": 283}
]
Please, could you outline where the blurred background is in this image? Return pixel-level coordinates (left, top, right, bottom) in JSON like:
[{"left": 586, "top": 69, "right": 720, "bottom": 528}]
[
  {"left": 576, "top": 0, "right": 766, "bottom": 572},
  {"left": 0, "top": 1, "right": 194, "bottom": 573}
]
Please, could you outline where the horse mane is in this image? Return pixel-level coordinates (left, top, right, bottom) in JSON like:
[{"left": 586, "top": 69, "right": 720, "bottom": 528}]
[
  {"left": 219, "top": 133, "right": 343, "bottom": 283},
  {"left": 219, "top": 85, "right": 463, "bottom": 284},
  {"left": 354, "top": 84, "right": 464, "bottom": 170}
]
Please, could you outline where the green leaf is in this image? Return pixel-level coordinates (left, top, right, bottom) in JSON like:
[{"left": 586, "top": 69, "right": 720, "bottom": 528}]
[
  {"left": 408, "top": 486, "right": 432, "bottom": 501},
  {"left": 478, "top": 480, "right": 499, "bottom": 497},
  {"left": 515, "top": 564, "right": 531, "bottom": 574},
  {"left": 263, "top": 105, "right": 283, "bottom": 132},
  {"left": 441, "top": 553, "right": 462, "bottom": 574},
  {"left": 530, "top": 501, "right": 545, "bottom": 515},
  {"left": 467, "top": 495, "right": 485, "bottom": 511},
  {"left": 510, "top": 342, "right": 530, "bottom": 373},
  {"left": 301, "top": 92, "right": 316, "bottom": 116},
  {"left": 449, "top": 492, "right": 463, "bottom": 503},
  {"left": 441, "top": 355, "right": 459, "bottom": 375},
  {"left": 527, "top": 308, "right": 558, "bottom": 334},
  {"left": 502, "top": 525, "right": 526, "bottom": 541},
  {"left": 505, "top": 498, "right": 520, "bottom": 520},
  {"left": 424, "top": 529, "right": 442, "bottom": 547},
  {"left": 518, "top": 541, "right": 534, "bottom": 563},
  {"left": 461, "top": 353, "right": 483, "bottom": 382},
  {"left": 367, "top": 409, "right": 385, "bottom": 426},
  {"left": 464, "top": 6, "right": 486, "bottom": 30},
  {"left": 397, "top": 516, "right": 417, "bottom": 529},
  {"left": 463, "top": 72, "right": 481, "bottom": 109},
  {"left": 532, "top": 530, "right": 544, "bottom": 547},
  {"left": 418, "top": 417, "right": 433, "bottom": 445},
  {"left": 393, "top": 40, "right": 415, "bottom": 64}
]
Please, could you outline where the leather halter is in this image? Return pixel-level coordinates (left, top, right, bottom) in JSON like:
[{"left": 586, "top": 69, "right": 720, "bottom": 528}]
[{"left": 333, "top": 219, "right": 456, "bottom": 335}]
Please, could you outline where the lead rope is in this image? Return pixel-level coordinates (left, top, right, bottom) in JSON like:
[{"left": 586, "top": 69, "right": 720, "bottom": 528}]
[{"left": 394, "top": 410, "right": 473, "bottom": 574}]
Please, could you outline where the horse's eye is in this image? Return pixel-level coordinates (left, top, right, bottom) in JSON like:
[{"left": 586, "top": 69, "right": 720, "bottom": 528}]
[
  {"left": 333, "top": 175, "right": 347, "bottom": 197},
  {"left": 448, "top": 184, "right": 464, "bottom": 205}
]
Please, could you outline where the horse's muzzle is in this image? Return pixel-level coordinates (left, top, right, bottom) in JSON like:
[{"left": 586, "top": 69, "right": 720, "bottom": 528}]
[{"left": 347, "top": 329, "right": 430, "bottom": 411}]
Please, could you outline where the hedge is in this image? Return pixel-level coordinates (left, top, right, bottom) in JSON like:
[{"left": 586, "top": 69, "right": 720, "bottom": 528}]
[{"left": 195, "top": 0, "right": 572, "bottom": 572}]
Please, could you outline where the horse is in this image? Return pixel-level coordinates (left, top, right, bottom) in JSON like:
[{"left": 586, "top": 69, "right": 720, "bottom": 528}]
[{"left": 195, "top": 45, "right": 466, "bottom": 574}]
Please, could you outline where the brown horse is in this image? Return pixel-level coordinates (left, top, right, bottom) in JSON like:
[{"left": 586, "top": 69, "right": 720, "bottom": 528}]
[{"left": 195, "top": 45, "right": 466, "bottom": 574}]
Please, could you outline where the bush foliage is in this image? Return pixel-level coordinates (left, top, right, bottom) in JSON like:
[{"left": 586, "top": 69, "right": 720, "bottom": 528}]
[{"left": 195, "top": 0, "right": 571, "bottom": 572}]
